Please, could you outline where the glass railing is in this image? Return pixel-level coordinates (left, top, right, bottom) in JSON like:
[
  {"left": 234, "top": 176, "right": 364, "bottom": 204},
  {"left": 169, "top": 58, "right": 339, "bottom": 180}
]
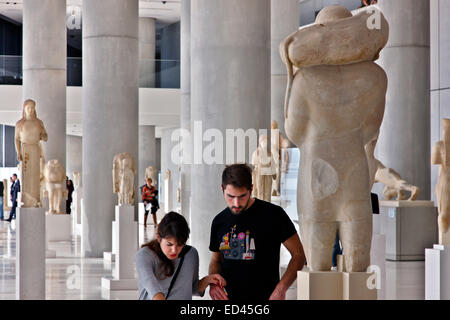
[{"left": 0, "top": 55, "right": 180, "bottom": 88}]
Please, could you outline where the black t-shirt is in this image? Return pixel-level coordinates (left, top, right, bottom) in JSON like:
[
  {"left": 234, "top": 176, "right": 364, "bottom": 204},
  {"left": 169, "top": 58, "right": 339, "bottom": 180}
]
[{"left": 209, "top": 198, "right": 297, "bottom": 300}]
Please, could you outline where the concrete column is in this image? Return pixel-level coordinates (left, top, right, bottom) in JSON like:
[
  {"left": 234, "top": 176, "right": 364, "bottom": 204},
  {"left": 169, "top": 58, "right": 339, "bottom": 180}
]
[
  {"left": 23, "top": 0, "right": 66, "bottom": 168},
  {"left": 138, "top": 125, "right": 156, "bottom": 187},
  {"left": 430, "top": 0, "right": 450, "bottom": 202},
  {"left": 66, "top": 135, "right": 82, "bottom": 178},
  {"left": 376, "top": 0, "right": 430, "bottom": 200},
  {"left": 271, "top": 0, "right": 299, "bottom": 139},
  {"left": 191, "top": 0, "right": 271, "bottom": 275},
  {"left": 82, "top": 0, "right": 139, "bottom": 257},
  {"left": 139, "top": 17, "right": 156, "bottom": 88},
  {"left": 180, "top": 0, "right": 191, "bottom": 222}
]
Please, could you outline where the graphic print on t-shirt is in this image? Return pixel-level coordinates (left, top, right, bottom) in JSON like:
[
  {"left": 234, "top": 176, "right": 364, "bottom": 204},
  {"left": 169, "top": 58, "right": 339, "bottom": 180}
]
[{"left": 219, "top": 224, "right": 255, "bottom": 260}]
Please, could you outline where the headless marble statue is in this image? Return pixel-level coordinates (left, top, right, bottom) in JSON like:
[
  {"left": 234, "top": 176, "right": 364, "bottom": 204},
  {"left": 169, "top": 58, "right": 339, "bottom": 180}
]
[
  {"left": 280, "top": 5, "right": 389, "bottom": 272},
  {"left": 432, "top": 119, "right": 450, "bottom": 245},
  {"left": 15, "top": 99, "right": 48, "bottom": 207},
  {"left": 271, "top": 120, "right": 290, "bottom": 197},
  {"left": 252, "top": 134, "right": 277, "bottom": 202},
  {"left": 365, "top": 133, "right": 419, "bottom": 200},
  {"left": 43, "top": 159, "right": 67, "bottom": 214},
  {"left": 113, "top": 152, "right": 136, "bottom": 206},
  {"left": 145, "top": 166, "right": 158, "bottom": 188}
]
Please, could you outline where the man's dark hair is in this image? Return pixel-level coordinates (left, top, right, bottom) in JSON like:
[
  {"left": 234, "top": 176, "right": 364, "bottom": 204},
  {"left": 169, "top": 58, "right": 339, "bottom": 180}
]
[
  {"left": 12, "top": 174, "right": 17, "bottom": 178},
  {"left": 221, "top": 163, "right": 252, "bottom": 190}
]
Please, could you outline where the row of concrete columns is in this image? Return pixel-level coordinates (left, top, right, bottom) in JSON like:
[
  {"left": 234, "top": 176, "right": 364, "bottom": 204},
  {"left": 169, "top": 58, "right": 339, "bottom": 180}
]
[{"left": 21, "top": 1, "right": 433, "bottom": 279}]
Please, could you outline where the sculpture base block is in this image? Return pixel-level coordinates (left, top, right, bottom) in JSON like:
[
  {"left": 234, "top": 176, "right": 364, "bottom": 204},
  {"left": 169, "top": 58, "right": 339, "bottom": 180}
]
[
  {"left": 101, "top": 277, "right": 137, "bottom": 290},
  {"left": 103, "top": 251, "right": 116, "bottom": 262},
  {"left": 46, "top": 250, "right": 56, "bottom": 258},
  {"left": 112, "top": 205, "right": 137, "bottom": 280},
  {"left": 16, "top": 207, "right": 45, "bottom": 300},
  {"left": 425, "top": 244, "right": 450, "bottom": 300},
  {"left": 298, "top": 270, "right": 377, "bottom": 300},
  {"left": 46, "top": 214, "right": 71, "bottom": 242},
  {"left": 380, "top": 201, "right": 438, "bottom": 261}
]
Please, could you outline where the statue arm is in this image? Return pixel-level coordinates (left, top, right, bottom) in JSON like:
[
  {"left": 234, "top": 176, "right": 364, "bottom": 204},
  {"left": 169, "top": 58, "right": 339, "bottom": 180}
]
[
  {"left": 431, "top": 142, "right": 443, "bottom": 165},
  {"left": 15, "top": 126, "right": 22, "bottom": 161},
  {"left": 39, "top": 120, "right": 48, "bottom": 142}
]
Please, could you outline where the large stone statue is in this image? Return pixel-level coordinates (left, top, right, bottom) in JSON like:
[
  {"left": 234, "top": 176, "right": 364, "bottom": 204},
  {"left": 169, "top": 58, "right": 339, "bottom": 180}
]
[
  {"left": 113, "top": 152, "right": 136, "bottom": 206},
  {"left": 271, "top": 120, "right": 290, "bottom": 197},
  {"left": 43, "top": 159, "right": 67, "bottom": 214},
  {"left": 252, "top": 134, "right": 277, "bottom": 202},
  {"left": 365, "top": 133, "right": 419, "bottom": 200},
  {"left": 145, "top": 166, "right": 158, "bottom": 188},
  {"left": 15, "top": 99, "right": 48, "bottom": 207},
  {"left": 280, "top": 5, "right": 389, "bottom": 272},
  {"left": 432, "top": 118, "right": 450, "bottom": 245}
]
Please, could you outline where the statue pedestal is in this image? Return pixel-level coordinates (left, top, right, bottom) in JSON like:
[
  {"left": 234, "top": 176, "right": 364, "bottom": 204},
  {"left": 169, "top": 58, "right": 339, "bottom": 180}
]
[
  {"left": 370, "top": 233, "right": 386, "bottom": 300},
  {"left": 380, "top": 200, "right": 438, "bottom": 261},
  {"left": 101, "top": 205, "right": 138, "bottom": 290},
  {"left": 103, "top": 221, "right": 117, "bottom": 262},
  {"left": 72, "top": 188, "right": 82, "bottom": 236},
  {"left": 425, "top": 244, "right": 450, "bottom": 300},
  {"left": 16, "top": 207, "right": 45, "bottom": 300},
  {"left": 46, "top": 213, "right": 72, "bottom": 242},
  {"left": 164, "top": 178, "right": 172, "bottom": 213},
  {"left": 297, "top": 270, "right": 377, "bottom": 300}
]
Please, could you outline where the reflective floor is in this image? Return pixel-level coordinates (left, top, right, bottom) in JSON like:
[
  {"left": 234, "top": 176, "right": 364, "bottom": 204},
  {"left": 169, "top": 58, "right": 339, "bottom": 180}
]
[{"left": 0, "top": 219, "right": 425, "bottom": 300}]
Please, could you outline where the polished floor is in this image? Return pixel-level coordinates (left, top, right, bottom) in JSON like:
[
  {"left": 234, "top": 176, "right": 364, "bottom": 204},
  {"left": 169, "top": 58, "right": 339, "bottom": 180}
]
[{"left": 0, "top": 218, "right": 425, "bottom": 300}]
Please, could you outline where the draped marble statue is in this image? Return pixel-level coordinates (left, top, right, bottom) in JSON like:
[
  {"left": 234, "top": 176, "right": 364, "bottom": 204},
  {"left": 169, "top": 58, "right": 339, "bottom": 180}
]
[
  {"left": 15, "top": 99, "right": 48, "bottom": 207},
  {"left": 43, "top": 159, "right": 67, "bottom": 214},
  {"left": 113, "top": 152, "right": 136, "bottom": 206},
  {"left": 271, "top": 120, "right": 290, "bottom": 197},
  {"left": 432, "top": 118, "right": 450, "bottom": 245},
  {"left": 145, "top": 166, "right": 158, "bottom": 188},
  {"left": 366, "top": 133, "right": 419, "bottom": 200},
  {"left": 280, "top": 5, "right": 389, "bottom": 272},
  {"left": 252, "top": 134, "right": 277, "bottom": 202}
]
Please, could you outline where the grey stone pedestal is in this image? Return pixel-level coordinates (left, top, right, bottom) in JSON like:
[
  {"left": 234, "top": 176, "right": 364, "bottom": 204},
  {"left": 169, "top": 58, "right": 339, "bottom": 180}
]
[{"left": 379, "top": 200, "right": 438, "bottom": 261}]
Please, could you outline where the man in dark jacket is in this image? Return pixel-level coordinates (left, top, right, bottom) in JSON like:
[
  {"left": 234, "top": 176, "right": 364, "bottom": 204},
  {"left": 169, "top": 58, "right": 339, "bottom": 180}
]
[
  {"left": 0, "top": 180, "right": 4, "bottom": 220},
  {"left": 7, "top": 174, "right": 20, "bottom": 222}
]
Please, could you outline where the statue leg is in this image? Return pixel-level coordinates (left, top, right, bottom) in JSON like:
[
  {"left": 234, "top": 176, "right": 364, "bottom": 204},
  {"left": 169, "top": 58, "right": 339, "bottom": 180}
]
[
  {"left": 299, "top": 218, "right": 337, "bottom": 271},
  {"left": 339, "top": 215, "right": 372, "bottom": 272}
]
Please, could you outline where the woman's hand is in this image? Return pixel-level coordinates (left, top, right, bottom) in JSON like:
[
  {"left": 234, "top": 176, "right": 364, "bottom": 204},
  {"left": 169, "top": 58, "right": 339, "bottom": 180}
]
[{"left": 207, "top": 274, "right": 226, "bottom": 288}]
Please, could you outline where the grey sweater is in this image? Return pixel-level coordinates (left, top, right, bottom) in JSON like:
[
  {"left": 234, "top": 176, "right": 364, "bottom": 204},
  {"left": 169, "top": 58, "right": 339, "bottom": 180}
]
[{"left": 135, "top": 246, "right": 204, "bottom": 300}]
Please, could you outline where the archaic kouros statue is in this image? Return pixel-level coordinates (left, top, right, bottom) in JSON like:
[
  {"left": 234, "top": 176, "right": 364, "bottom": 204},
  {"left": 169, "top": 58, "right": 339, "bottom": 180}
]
[
  {"left": 43, "top": 159, "right": 67, "bottom": 214},
  {"left": 432, "top": 118, "right": 450, "bottom": 245},
  {"left": 271, "top": 120, "right": 290, "bottom": 197},
  {"left": 365, "top": 133, "right": 419, "bottom": 201},
  {"left": 252, "top": 134, "right": 277, "bottom": 202},
  {"left": 280, "top": 5, "right": 389, "bottom": 272},
  {"left": 113, "top": 152, "right": 136, "bottom": 206},
  {"left": 15, "top": 99, "right": 48, "bottom": 207}
]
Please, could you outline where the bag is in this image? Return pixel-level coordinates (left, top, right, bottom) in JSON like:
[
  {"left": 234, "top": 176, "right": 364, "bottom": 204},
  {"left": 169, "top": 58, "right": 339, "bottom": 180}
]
[{"left": 166, "top": 245, "right": 192, "bottom": 299}]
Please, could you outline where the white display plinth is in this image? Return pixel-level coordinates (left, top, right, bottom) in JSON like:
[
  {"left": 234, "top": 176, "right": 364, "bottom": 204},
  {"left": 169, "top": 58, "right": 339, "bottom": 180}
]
[
  {"left": 16, "top": 207, "right": 45, "bottom": 300},
  {"left": 425, "top": 244, "right": 450, "bottom": 300},
  {"left": 370, "top": 233, "right": 386, "bottom": 300},
  {"left": 103, "top": 221, "right": 117, "bottom": 263},
  {"left": 379, "top": 200, "right": 438, "bottom": 261},
  {"left": 73, "top": 187, "right": 82, "bottom": 225},
  {"left": 101, "top": 205, "right": 138, "bottom": 290},
  {"left": 298, "top": 270, "right": 377, "bottom": 300},
  {"left": 46, "top": 213, "right": 71, "bottom": 242},
  {"left": 164, "top": 178, "right": 172, "bottom": 213}
]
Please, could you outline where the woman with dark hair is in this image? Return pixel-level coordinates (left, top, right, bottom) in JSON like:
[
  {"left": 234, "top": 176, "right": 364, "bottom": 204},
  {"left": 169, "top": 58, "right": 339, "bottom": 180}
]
[{"left": 135, "top": 211, "right": 226, "bottom": 300}]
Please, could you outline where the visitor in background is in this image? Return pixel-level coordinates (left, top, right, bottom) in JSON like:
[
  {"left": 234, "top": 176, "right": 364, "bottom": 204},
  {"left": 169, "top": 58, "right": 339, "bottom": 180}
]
[
  {"left": 66, "top": 176, "right": 74, "bottom": 214},
  {"left": 7, "top": 174, "right": 20, "bottom": 222},
  {"left": 0, "top": 179, "right": 4, "bottom": 220}
]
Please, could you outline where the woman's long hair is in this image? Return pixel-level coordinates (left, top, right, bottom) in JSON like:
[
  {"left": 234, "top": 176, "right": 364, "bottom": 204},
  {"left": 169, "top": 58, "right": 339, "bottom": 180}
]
[{"left": 141, "top": 211, "right": 190, "bottom": 279}]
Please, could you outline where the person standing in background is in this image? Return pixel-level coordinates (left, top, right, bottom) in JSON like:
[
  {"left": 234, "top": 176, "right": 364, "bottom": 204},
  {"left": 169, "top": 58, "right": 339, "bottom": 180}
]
[
  {"left": 0, "top": 180, "right": 4, "bottom": 220},
  {"left": 66, "top": 177, "right": 74, "bottom": 214},
  {"left": 7, "top": 174, "right": 20, "bottom": 222}
]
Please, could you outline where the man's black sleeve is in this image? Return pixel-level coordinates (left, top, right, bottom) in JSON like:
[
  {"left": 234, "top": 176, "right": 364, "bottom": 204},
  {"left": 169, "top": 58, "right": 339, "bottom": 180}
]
[
  {"left": 209, "top": 218, "right": 220, "bottom": 252},
  {"left": 277, "top": 207, "right": 298, "bottom": 243}
]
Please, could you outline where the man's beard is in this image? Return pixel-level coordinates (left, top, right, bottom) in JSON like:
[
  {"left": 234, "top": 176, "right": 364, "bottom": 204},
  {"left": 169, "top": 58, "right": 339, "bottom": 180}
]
[{"left": 230, "top": 196, "right": 251, "bottom": 215}]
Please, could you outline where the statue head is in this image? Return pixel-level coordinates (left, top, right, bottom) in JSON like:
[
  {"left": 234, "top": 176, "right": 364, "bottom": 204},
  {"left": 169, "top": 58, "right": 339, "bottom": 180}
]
[
  {"left": 258, "top": 134, "right": 269, "bottom": 149},
  {"left": 23, "top": 99, "right": 37, "bottom": 119},
  {"left": 315, "top": 5, "right": 352, "bottom": 24},
  {"left": 271, "top": 120, "right": 278, "bottom": 130}
]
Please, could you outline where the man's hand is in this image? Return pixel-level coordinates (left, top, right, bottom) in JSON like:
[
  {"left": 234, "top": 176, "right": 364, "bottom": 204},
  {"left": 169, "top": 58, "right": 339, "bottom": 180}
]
[
  {"left": 209, "top": 283, "right": 229, "bottom": 300},
  {"left": 269, "top": 283, "right": 287, "bottom": 300}
]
